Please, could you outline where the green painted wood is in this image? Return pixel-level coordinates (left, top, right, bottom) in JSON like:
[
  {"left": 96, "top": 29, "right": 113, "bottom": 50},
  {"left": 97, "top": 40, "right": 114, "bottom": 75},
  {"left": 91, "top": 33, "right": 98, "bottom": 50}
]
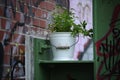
[
  {"left": 39, "top": 61, "right": 94, "bottom": 80},
  {"left": 34, "top": 38, "right": 51, "bottom": 80},
  {"left": 33, "top": 38, "right": 94, "bottom": 80},
  {"left": 93, "top": 0, "right": 120, "bottom": 80},
  {"left": 48, "top": 63, "right": 93, "bottom": 80},
  {"left": 39, "top": 60, "right": 94, "bottom": 64}
]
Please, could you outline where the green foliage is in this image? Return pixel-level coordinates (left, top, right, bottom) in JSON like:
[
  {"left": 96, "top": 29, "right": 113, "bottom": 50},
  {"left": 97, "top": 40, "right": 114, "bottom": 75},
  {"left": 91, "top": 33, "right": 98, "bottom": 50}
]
[{"left": 48, "top": 6, "right": 93, "bottom": 37}]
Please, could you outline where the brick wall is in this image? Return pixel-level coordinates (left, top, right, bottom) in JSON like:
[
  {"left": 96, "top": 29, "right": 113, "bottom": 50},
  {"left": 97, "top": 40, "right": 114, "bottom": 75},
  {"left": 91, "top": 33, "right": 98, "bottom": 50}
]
[{"left": 0, "top": 0, "right": 55, "bottom": 79}]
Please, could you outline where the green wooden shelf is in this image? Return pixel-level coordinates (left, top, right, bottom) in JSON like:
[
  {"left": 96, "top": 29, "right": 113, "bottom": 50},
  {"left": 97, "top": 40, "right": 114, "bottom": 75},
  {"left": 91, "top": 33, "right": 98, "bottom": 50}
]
[
  {"left": 38, "top": 60, "right": 94, "bottom": 71},
  {"left": 39, "top": 60, "right": 94, "bottom": 64},
  {"left": 34, "top": 38, "right": 94, "bottom": 80},
  {"left": 37, "top": 60, "right": 94, "bottom": 80}
]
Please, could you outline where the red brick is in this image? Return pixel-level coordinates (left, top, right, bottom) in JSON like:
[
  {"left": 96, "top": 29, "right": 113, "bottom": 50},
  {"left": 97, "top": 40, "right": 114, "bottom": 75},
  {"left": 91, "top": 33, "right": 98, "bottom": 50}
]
[
  {"left": 50, "top": 0, "right": 55, "bottom": 3},
  {"left": 46, "top": 2, "right": 55, "bottom": 11},
  {"left": 1, "top": 18, "right": 6, "bottom": 29},
  {"left": 4, "top": 55, "right": 10, "bottom": 64},
  {"left": 14, "top": 12, "right": 20, "bottom": 21},
  {"left": 46, "top": 0, "right": 55, "bottom": 3},
  {"left": 31, "top": 0, "right": 38, "bottom": 6},
  {"left": 32, "top": 7, "right": 36, "bottom": 16},
  {"left": 25, "top": 0, "right": 30, "bottom": 4},
  {"left": 35, "top": 9, "right": 48, "bottom": 19},
  {"left": 24, "top": 5, "right": 28, "bottom": 14},
  {"left": 0, "top": 6, "right": 4, "bottom": 16},
  {"left": 40, "top": 20, "right": 46, "bottom": 28},
  {"left": 33, "top": 18, "right": 40, "bottom": 27},
  {"left": 39, "top": 1, "right": 46, "bottom": 9},
  {"left": 16, "top": 1, "right": 20, "bottom": 11},
  {"left": 35, "top": 9, "right": 42, "bottom": 18},
  {"left": 25, "top": 16, "right": 32, "bottom": 24},
  {"left": 0, "top": 30, "right": 5, "bottom": 41},
  {"left": 12, "top": 33, "right": 25, "bottom": 43},
  {"left": 41, "top": 10, "right": 48, "bottom": 19},
  {"left": 10, "top": 22, "right": 15, "bottom": 30}
]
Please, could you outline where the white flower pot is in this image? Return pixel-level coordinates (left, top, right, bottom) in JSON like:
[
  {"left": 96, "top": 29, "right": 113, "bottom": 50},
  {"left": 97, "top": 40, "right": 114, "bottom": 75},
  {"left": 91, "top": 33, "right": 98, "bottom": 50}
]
[{"left": 49, "top": 32, "right": 76, "bottom": 61}]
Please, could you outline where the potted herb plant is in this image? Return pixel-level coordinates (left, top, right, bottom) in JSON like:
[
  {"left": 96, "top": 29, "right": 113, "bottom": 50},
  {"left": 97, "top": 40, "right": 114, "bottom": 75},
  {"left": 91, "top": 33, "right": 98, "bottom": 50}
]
[{"left": 48, "top": 6, "right": 93, "bottom": 61}]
